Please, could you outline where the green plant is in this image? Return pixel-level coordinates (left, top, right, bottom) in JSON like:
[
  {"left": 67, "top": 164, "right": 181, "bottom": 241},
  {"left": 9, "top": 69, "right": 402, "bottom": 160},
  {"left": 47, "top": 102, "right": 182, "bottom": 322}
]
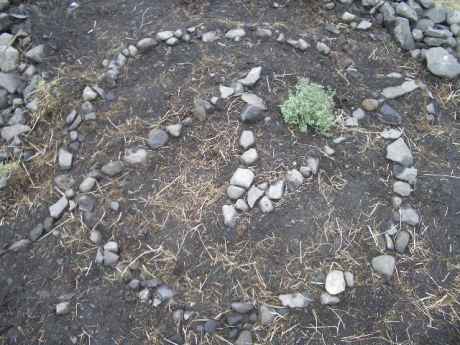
[
  {"left": 0, "top": 162, "right": 18, "bottom": 178},
  {"left": 280, "top": 80, "right": 335, "bottom": 134}
]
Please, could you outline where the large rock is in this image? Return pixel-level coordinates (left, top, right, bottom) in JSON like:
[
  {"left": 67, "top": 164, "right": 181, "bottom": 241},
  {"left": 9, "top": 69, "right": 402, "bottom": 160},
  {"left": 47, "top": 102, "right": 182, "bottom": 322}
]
[
  {"left": 396, "top": 3, "right": 418, "bottom": 22},
  {"left": 425, "top": 47, "right": 460, "bottom": 79},
  {"left": 393, "top": 17, "right": 415, "bottom": 50},
  {"left": 1, "top": 124, "right": 30, "bottom": 141}
]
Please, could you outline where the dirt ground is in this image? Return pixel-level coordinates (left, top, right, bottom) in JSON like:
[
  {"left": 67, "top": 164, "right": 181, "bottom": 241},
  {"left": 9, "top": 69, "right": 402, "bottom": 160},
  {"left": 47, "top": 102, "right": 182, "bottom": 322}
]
[{"left": 1, "top": 0, "right": 460, "bottom": 344}]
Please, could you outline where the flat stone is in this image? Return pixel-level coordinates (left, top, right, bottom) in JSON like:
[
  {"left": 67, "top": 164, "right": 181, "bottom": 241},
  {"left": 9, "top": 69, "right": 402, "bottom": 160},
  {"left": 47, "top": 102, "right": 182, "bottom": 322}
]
[
  {"left": 89, "top": 230, "right": 102, "bottom": 244},
  {"left": 101, "top": 161, "right": 123, "bottom": 177},
  {"left": 286, "top": 169, "right": 304, "bottom": 191},
  {"left": 49, "top": 196, "right": 68, "bottom": 219},
  {"left": 425, "top": 47, "right": 460, "bottom": 79},
  {"left": 219, "top": 85, "right": 234, "bottom": 99},
  {"left": 166, "top": 123, "right": 182, "bottom": 137},
  {"left": 1, "top": 124, "right": 31, "bottom": 141},
  {"left": 222, "top": 205, "right": 238, "bottom": 227},
  {"left": 381, "top": 128, "right": 402, "bottom": 140},
  {"left": 79, "top": 177, "right": 97, "bottom": 193},
  {"left": 395, "top": 230, "right": 410, "bottom": 253},
  {"left": 424, "top": 7, "right": 447, "bottom": 24},
  {"left": 393, "top": 17, "right": 415, "bottom": 50},
  {"left": 239, "top": 130, "right": 255, "bottom": 149},
  {"left": 240, "top": 148, "right": 258, "bottom": 165},
  {"left": 393, "top": 181, "right": 412, "bottom": 196},
  {"left": 266, "top": 180, "right": 284, "bottom": 200},
  {"left": 230, "top": 168, "right": 255, "bottom": 189},
  {"left": 357, "top": 20, "right": 372, "bottom": 30},
  {"left": 382, "top": 80, "right": 419, "bottom": 99},
  {"left": 386, "top": 138, "right": 414, "bottom": 166},
  {"left": 240, "top": 104, "right": 264, "bottom": 123},
  {"left": 325, "top": 270, "right": 346, "bottom": 295},
  {"left": 394, "top": 165, "right": 417, "bottom": 184},
  {"left": 241, "top": 93, "right": 267, "bottom": 110},
  {"left": 396, "top": 3, "right": 418, "bottom": 22},
  {"left": 320, "top": 292, "right": 340, "bottom": 305},
  {"left": 147, "top": 129, "right": 169, "bottom": 149},
  {"left": 124, "top": 147, "right": 148, "bottom": 164},
  {"left": 165, "top": 37, "right": 178, "bottom": 46},
  {"left": 104, "top": 241, "right": 119, "bottom": 253},
  {"left": 238, "top": 66, "right": 262, "bottom": 87},
  {"left": 256, "top": 28, "right": 272, "bottom": 37},
  {"left": 371, "top": 255, "right": 396, "bottom": 277},
  {"left": 227, "top": 185, "right": 246, "bottom": 200},
  {"left": 247, "top": 185, "right": 265, "bottom": 208},
  {"left": 259, "top": 196, "right": 274, "bottom": 213},
  {"left": 278, "top": 293, "right": 312, "bottom": 308},
  {"left": 58, "top": 148, "right": 73, "bottom": 170}
]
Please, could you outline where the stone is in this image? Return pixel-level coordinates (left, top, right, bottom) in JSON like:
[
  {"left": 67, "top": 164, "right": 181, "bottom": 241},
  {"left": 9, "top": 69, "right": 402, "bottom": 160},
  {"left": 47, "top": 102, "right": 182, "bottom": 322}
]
[
  {"left": 25, "top": 44, "right": 45, "bottom": 63},
  {"left": 324, "top": 145, "right": 335, "bottom": 156},
  {"left": 325, "top": 270, "right": 346, "bottom": 295},
  {"left": 396, "top": 3, "right": 418, "bottom": 22},
  {"left": 247, "top": 185, "right": 265, "bottom": 208},
  {"left": 425, "top": 47, "right": 460, "bottom": 79},
  {"left": 193, "top": 98, "right": 211, "bottom": 121},
  {"left": 241, "top": 93, "right": 267, "bottom": 110},
  {"left": 225, "top": 28, "right": 246, "bottom": 41},
  {"left": 394, "top": 165, "right": 417, "bottom": 185},
  {"left": 382, "top": 80, "right": 419, "bottom": 99},
  {"left": 259, "top": 196, "right": 274, "bottom": 213},
  {"left": 395, "top": 231, "right": 410, "bottom": 253},
  {"left": 235, "top": 330, "right": 252, "bottom": 345},
  {"left": 381, "top": 128, "right": 402, "bottom": 140},
  {"left": 77, "top": 195, "right": 96, "bottom": 212},
  {"left": 49, "top": 196, "right": 68, "bottom": 219},
  {"left": 235, "top": 199, "right": 249, "bottom": 212},
  {"left": 386, "top": 138, "right": 414, "bottom": 166},
  {"left": 424, "top": 7, "right": 447, "bottom": 24},
  {"left": 425, "top": 28, "right": 453, "bottom": 39},
  {"left": 393, "top": 181, "right": 412, "bottom": 197},
  {"left": 238, "top": 66, "right": 262, "bottom": 87},
  {"left": 307, "top": 157, "right": 320, "bottom": 174},
  {"left": 393, "top": 17, "right": 415, "bottom": 50},
  {"left": 344, "top": 272, "right": 354, "bottom": 287},
  {"left": 371, "top": 255, "right": 396, "bottom": 277},
  {"left": 240, "top": 148, "right": 258, "bottom": 165},
  {"left": 320, "top": 292, "right": 340, "bottom": 305},
  {"left": 344, "top": 117, "right": 359, "bottom": 127},
  {"left": 396, "top": 206, "right": 420, "bottom": 226},
  {"left": 166, "top": 123, "right": 182, "bottom": 137},
  {"left": 230, "top": 168, "right": 255, "bottom": 189},
  {"left": 266, "top": 180, "right": 284, "bottom": 200},
  {"left": 239, "top": 130, "right": 255, "bottom": 149},
  {"left": 202, "top": 31, "right": 220, "bottom": 42},
  {"left": 342, "top": 12, "right": 357, "bottom": 22},
  {"left": 1, "top": 124, "right": 31, "bottom": 141},
  {"left": 147, "top": 129, "right": 169, "bottom": 149},
  {"left": 128, "top": 45, "right": 139, "bottom": 56},
  {"left": 58, "top": 148, "right": 73, "bottom": 170},
  {"left": 352, "top": 108, "right": 366, "bottom": 120},
  {"left": 240, "top": 104, "right": 264, "bottom": 123},
  {"left": 124, "top": 147, "right": 147, "bottom": 164},
  {"left": 361, "top": 98, "right": 379, "bottom": 112},
  {"left": 256, "top": 28, "right": 272, "bottom": 38},
  {"left": 278, "top": 293, "right": 312, "bottom": 308},
  {"left": 56, "top": 302, "right": 71, "bottom": 315},
  {"left": 82, "top": 86, "right": 98, "bottom": 101},
  {"left": 103, "top": 251, "right": 120, "bottom": 266},
  {"left": 385, "top": 233, "right": 394, "bottom": 250},
  {"left": 0, "top": 72, "right": 22, "bottom": 93},
  {"left": 447, "top": 11, "right": 460, "bottom": 25},
  {"left": 300, "top": 166, "right": 312, "bottom": 177},
  {"left": 418, "top": 0, "right": 434, "bottom": 9},
  {"left": 79, "top": 177, "right": 97, "bottom": 193},
  {"left": 29, "top": 223, "right": 44, "bottom": 241},
  {"left": 412, "top": 28, "right": 424, "bottom": 41},
  {"left": 357, "top": 20, "right": 372, "bottom": 30},
  {"left": 316, "top": 42, "right": 331, "bottom": 55},
  {"left": 231, "top": 302, "right": 253, "bottom": 314},
  {"left": 89, "top": 230, "right": 102, "bottom": 244},
  {"left": 138, "top": 289, "right": 150, "bottom": 303},
  {"left": 259, "top": 305, "right": 276, "bottom": 325},
  {"left": 227, "top": 185, "right": 246, "bottom": 200},
  {"left": 223, "top": 205, "right": 238, "bottom": 227},
  {"left": 101, "top": 161, "right": 123, "bottom": 177},
  {"left": 451, "top": 24, "right": 460, "bottom": 36},
  {"left": 165, "top": 37, "right": 178, "bottom": 46},
  {"left": 0, "top": 45, "right": 19, "bottom": 72},
  {"left": 156, "top": 31, "right": 174, "bottom": 41},
  {"left": 110, "top": 201, "right": 120, "bottom": 211},
  {"left": 286, "top": 169, "right": 304, "bottom": 191},
  {"left": 219, "top": 85, "right": 234, "bottom": 99},
  {"left": 8, "top": 239, "right": 31, "bottom": 252},
  {"left": 380, "top": 2, "right": 396, "bottom": 23},
  {"left": 204, "top": 319, "right": 219, "bottom": 334},
  {"left": 393, "top": 196, "right": 403, "bottom": 209},
  {"left": 54, "top": 175, "right": 75, "bottom": 191},
  {"left": 104, "top": 241, "right": 119, "bottom": 253}
]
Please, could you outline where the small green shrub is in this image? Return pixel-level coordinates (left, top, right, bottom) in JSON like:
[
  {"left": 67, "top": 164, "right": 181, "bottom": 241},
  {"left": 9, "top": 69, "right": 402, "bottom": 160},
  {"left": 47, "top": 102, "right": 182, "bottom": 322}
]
[{"left": 280, "top": 80, "right": 335, "bottom": 134}]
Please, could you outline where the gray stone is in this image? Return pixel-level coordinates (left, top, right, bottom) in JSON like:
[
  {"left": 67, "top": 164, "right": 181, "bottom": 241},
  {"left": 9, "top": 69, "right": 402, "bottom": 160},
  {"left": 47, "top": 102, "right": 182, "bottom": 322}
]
[
  {"left": 393, "top": 181, "right": 412, "bottom": 197},
  {"left": 259, "top": 196, "right": 274, "bottom": 213},
  {"left": 425, "top": 28, "right": 453, "bottom": 38},
  {"left": 103, "top": 251, "right": 119, "bottom": 266},
  {"left": 0, "top": 33, "right": 12, "bottom": 46},
  {"left": 416, "top": 18, "right": 435, "bottom": 31},
  {"left": 239, "top": 130, "right": 255, "bottom": 149},
  {"left": 110, "top": 201, "right": 120, "bottom": 211},
  {"left": 342, "top": 12, "right": 357, "bottom": 22},
  {"left": 386, "top": 138, "right": 414, "bottom": 166},
  {"left": 412, "top": 28, "right": 424, "bottom": 41},
  {"left": 29, "top": 223, "right": 44, "bottom": 241},
  {"left": 235, "top": 330, "right": 252, "bottom": 345},
  {"left": 325, "top": 270, "right": 346, "bottom": 295},
  {"left": 395, "top": 206, "right": 420, "bottom": 226},
  {"left": 382, "top": 80, "right": 419, "bottom": 99},
  {"left": 238, "top": 66, "right": 262, "bottom": 87},
  {"left": 424, "top": 36, "right": 456, "bottom": 46},
  {"left": 255, "top": 28, "right": 272, "bottom": 38},
  {"left": 447, "top": 11, "right": 460, "bottom": 25},
  {"left": 240, "top": 148, "right": 258, "bottom": 165},
  {"left": 128, "top": 45, "right": 139, "bottom": 56},
  {"left": 147, "top": 129, "right": 169, "bottom": 149},
  {"left": 124, "top": 147, "right": 147, "bottom": 164},
  {"left": 300, "top": 166, "right": 312, "bottom": 177},
  {"left": 79, "top": 177, "right": 97, "bottom": 193},
  {"left": 259, "top": 304, "right": 276, "bottom": 325},
  {"left": 101, "top": 161, "right": 123, "bottom": 177},
  {"left": 165, "top": 37, "right": 179, "bottom": 46},
  {"left": 344, "top": 271, "right": 354, "bottom": 287},
  {"left": 231, "top": 302, "right": 253, "bottom": 313},
  {"left": 104, "top": 241, "right": 119, "bottom": 253},
  {"left": 230, "top": 168, "right": 255, "bottom": 189},
  {"left": 166, "top": 123, "right": 182, "bottom": 137},
  {"left": 235, "top": 199, "right": 249, "bottom": 212},
  {"left": 425, "top": 47, "right": 460, "bottom": 79},
  {"left": 451, "top": 24, "right": 460, "bottom": 36},
  {"left": 357, "top": 20, "right": 372, "bottom": 30},
  {"left": 156, "top": 31, "right": 174, "bottom": 41},
  {"left": 225, "top": 28, "right": 246, "bottom": 41},
  {"left": 138, "top": 288, "right": 150, "bottom": 303},
  {"left": 0, "top": 45, "right": 19, "bottom": 72},
  {"left": 223, "top": 204, "right": 238, "bottom": 227},
  {"left": 352, "top": 108, "right": 366, "bottom": 120},
  {"left": 77, "top": 195, "right": 96, "bottom": 212},
  {"left": 82, "top": 86, "right": 98, "bottom": 101},
  {"left": 241, "top": 93, "right": 267, "bottom": 110},
  {"left": 227, "top": 185, "right": 246, "bottom": 200},
  {"left": 320, "top": 292, "right": 340, "bottom": 305},
  {"left": 128, "top": 279, "right": 140, "bottom": 290},
  {"left": 157, "top": 286, "right": 176, "bottom": 302},
  {"left": 247, "top": 185, "right": 265, "bottom": 208},
  {"left": 316, "top": 42, "right": 331, "bottom": 55},
  {"left": 1, "top": 124, "right": 31, "bottom": 141},
  {"left": 393, "top": 196, "right": 403, "bottom": 209},
  {"left": 240, "top": 104, "right": 264, "bottom": 123},
  {"left": 219, "top": 85, "right": 234, "bottom": 99},
  {"left": 394, "top": 165, "right": 417, "bottom": 184},
  {"left": 0, "top": 88, "right": 7, "bottom": 109},
  {"left": 395, "top": 231, "right": 411, "bottom": 253},
  {"left": 380, "top": 2, "right": 396, "bottom": 23},
  {"left": 286, "top": 169, "right": 304, "bottom": 191},
  {"left": 344, "top": 117, "right": 359, "bottom": 127},
  {"left": 424, "top": 7, "right": 447, "bottom": 24},
  {"left": 25, "top": 44, "right": 45, "bottom": 63},
  {"left": 396, "top": 3, "right": 418, "bottom": 22},
  {"left": 49, "top": 196, "right": 68, "bottom": 219},
  {"left": 202, "top": 31, "right": 220, "bottom": 42},
  {"left": 385, "top": 233, "right": 395, "bottom": 250},
  {"left": 56, "top": 302, "right": 71, "bottom": 315},
  {"left": 89, "top": 230, "right": 102, "bottom": 244},
  {"left": 0, "top": 72, "right": 22, "bottom": 93},
  {"left": 278, "top": 293, "right": 312, "bottom": 308},
  {"left": 8, "top": 238, "right": 31, "bottom": 252},
  {"left": 204, "top": 319, "right": 219, "bottom": 334},
  {"left": 381, "top": 128, "right": 403, "bottom": 140},
  {"left": 307, "top": 157, "right": 320, "bottom": 174},
  {"left": 54, "top": 175, "right": 75, "bottom": 190},
  {"left": 393, "top": 17, "right": 416, "bottom": 50},
  {"left": 418, "top": 0, "right": 434, "bottom": 9},
  {"left": 192, "top": 98, "right": 210, "bottom": 121},
  {"left": 58, "top": 148, "right": 73, "bottom": 170},
  {"left": 266, "top": 180, "right": 284, "bottom": 200},
  {"left": 371, "top": 255, "right": 396, "bottom": 277}
]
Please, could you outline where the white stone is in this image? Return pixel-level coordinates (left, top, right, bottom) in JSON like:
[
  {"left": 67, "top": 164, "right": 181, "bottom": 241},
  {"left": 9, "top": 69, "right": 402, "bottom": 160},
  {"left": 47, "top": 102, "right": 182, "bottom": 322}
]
[
  {"left": 238, "top": 66, "right": 262, "bottom": 87},
  {"left": 325, "top": 270, "right": 346, "bottom": 295},
  {"left": 266, "top": 180, "right": 284, "bottom": 200},
  {"left": 230, "top": 168, "right": 255, "bottom": 189},
  {"left": 278, "top": 293, "right": 312, "bottom": 308},
  {"left": 239, "top": 130, "right": 255, "bottom": 149},
  {"left": 240, "top": 148, "right": 258, "bottom": 165}
]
